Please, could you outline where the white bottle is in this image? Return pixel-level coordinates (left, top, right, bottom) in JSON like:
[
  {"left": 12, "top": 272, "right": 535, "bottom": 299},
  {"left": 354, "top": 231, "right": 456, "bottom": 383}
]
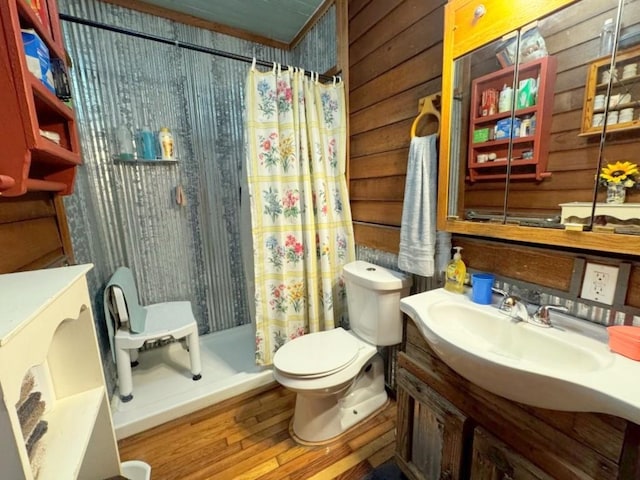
[
  {"left": 498, "top": 85, "right": 513, "bottom": 113},
  {"left": 158, "top": 127, "right": 174, "bottom": 160}
]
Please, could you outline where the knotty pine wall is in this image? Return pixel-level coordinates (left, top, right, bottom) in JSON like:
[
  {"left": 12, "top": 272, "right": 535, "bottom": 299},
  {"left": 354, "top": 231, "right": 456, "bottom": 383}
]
[
  {"left": 348, "top": 0, "right": 446, "bottom": 253},
  {"left": 346, "top": 1, "right": 640, "bottom": 316},
  {"left": 0, "top": 192, "right": 74, "bottom": 273}
]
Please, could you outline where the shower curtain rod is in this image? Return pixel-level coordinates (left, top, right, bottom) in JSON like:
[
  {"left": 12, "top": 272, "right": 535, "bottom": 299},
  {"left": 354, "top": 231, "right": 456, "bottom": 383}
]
[{"left": 59, "top": 13, "right": 335, "bottom": 82}]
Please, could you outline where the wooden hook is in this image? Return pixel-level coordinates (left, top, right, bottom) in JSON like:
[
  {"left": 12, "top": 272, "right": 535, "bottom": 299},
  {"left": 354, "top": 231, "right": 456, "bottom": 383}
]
[{"left": 411, "top": 93, "right": 441, "bottom": 138}]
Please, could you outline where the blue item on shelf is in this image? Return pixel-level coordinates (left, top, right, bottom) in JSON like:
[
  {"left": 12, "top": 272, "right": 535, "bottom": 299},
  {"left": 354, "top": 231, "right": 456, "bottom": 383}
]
[
  {"left": 495, "top": 118, "right": 521, "bottom": 139},
  {"left": 21, "top": 29, "right": 55, "bottom": 94},
  {"left": 138, "top": 127, "right": 157, "bottom": 160}
]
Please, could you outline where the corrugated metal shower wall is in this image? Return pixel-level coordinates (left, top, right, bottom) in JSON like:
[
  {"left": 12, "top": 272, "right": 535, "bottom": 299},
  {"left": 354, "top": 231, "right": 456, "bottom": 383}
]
[{"left": 60, "top": 0, "right": 336, "bottom": 345}]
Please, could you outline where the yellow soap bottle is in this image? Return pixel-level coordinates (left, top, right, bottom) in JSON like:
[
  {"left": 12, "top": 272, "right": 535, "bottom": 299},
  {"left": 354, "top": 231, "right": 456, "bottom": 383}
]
[{"left": 444, "top": 247, "right": 466, "bottom": 293}]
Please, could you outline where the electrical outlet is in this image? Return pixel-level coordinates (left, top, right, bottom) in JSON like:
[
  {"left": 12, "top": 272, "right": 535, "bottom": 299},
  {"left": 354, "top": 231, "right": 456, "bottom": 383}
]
[{"left": 580, "top": 263, "right": 619, "bottom": 305}]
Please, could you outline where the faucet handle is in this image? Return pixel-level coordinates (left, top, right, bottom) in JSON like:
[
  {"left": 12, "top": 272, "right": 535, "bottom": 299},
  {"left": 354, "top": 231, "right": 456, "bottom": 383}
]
[
  {"left": 532, "top": 304, "right": 568, "bottom": 327},
  {"left": 491, "top": 286, "right": 508, "bottom": 298}
]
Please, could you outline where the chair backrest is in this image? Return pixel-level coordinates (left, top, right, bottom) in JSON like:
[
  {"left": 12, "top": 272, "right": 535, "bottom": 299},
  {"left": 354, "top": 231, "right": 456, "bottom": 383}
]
[
  {"left": 107, "top": 286, "right": 130, "bottom": 329},
  {"left": 105, "top": 267, "right": 147, "bottom": 334}
]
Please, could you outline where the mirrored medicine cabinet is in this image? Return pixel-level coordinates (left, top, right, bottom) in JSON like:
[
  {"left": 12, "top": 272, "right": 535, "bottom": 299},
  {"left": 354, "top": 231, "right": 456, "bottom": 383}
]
[{"left": 438, "top": 0, "right": 640, "bottom": 256}]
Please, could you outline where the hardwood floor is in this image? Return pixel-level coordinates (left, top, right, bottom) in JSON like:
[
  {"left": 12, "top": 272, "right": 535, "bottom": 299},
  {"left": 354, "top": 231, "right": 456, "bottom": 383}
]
[{"left": 118, "top": 384, "right": 398, "bottom": 479}]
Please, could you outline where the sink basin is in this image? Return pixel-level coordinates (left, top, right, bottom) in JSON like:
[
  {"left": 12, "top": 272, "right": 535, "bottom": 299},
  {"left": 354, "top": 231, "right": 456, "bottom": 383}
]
[{"left": 401, "top": 288, "right": 640, "bottom": 423}]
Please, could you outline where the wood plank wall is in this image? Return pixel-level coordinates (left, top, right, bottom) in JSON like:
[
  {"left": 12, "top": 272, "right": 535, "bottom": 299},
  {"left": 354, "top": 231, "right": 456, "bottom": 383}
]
[
  {"left": 464, "top": 0, "right": 640, "bottom": 215},
  {"left": 454, "top": 236, "right": 640, "bottom": 317},
  {"left": 0, "top": 192, "right": 73, "bottom": 273},
  {"left": 348, "top": 0, "right": 447, "bottom": 253}
]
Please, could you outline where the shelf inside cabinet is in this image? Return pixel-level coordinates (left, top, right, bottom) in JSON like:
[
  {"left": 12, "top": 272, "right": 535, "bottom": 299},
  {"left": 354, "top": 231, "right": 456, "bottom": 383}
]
[
  {"left": 579, "top": 121, "right": 640, "bottom": 137},
  {"left": 15, "top": 0, "right": 65, "bottom": 62},
  {"left": 472, "top": 136, "right": 535, "bottom": 149},
  {"left": 36, "top": 388, "right": 105, "bottom": 480},
  {"left": 29, "top": 75, "right": 74, "bottom": 122},
  {"left": 471, "top": 159, "right": 538, "bottom": 169},
  {"left": 595, "top": 73, "right": 640, "bottom": 90},
  {"left": 473, "top": 106, "right": 538, "bottom": 125},
  {"left": 466, "top": 172, "right": 551, "bottom": 181}
]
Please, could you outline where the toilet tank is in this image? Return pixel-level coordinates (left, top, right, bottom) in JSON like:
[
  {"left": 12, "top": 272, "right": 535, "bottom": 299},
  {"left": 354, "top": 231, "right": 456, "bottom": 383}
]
[{"left": 343, "top": 261, "right": 412, "bottom": 346}]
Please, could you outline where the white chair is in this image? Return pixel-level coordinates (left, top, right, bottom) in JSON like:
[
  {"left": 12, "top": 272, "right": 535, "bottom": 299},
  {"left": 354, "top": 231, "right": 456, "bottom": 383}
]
[{"left": 104, "top": 266, "right": 202, "bottom": 402}]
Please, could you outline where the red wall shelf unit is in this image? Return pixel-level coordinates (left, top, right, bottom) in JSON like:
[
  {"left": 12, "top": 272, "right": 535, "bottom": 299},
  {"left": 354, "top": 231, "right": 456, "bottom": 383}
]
[
  {"left": 0, "top": 0, "right": 81, "bottom": 197},
  {"left": 467, "top": 56, "right": 557, "bottom": 182}
]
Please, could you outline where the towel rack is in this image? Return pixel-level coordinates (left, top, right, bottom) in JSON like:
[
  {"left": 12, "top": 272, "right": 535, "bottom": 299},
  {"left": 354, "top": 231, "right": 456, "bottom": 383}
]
[{"left": 410, "top": 93, "right": 441, "bottom": 138}]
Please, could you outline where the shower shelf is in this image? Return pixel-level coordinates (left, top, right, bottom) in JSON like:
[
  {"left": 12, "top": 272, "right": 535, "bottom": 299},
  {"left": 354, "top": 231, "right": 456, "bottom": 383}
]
[{"left": 113, "top": 157, "right": 179, "bottom": 164}]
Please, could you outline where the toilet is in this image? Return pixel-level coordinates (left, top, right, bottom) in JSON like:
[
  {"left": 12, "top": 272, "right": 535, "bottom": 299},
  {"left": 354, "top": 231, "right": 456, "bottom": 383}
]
[{"left": 273, "top": 260, "right": 412, "bottom": 444}]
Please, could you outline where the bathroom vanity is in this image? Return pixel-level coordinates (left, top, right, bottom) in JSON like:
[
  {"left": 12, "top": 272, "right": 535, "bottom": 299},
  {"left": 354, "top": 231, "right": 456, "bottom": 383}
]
[{"left": 395, "top": 316, "right": 640, "bottom": 480}]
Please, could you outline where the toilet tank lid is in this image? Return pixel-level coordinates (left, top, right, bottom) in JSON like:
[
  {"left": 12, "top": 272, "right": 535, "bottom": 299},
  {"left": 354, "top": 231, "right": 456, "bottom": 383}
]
[{"left": 343, "top": 261, "right": 412, "bottom": 290}]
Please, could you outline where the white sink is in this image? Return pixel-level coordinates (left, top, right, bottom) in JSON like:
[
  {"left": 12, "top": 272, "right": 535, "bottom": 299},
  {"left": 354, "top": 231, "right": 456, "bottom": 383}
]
[{"left": 401, "top": 288, "right": 640, "bottom": 423}]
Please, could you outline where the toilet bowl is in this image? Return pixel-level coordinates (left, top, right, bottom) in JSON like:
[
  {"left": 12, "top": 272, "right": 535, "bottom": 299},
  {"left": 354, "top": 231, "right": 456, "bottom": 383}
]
[
  {"left": 274, "top": 327, "right": 386, "bottom": 443},
  {"left": 273, "top": 260, "right": 412, "bottom": 444}
]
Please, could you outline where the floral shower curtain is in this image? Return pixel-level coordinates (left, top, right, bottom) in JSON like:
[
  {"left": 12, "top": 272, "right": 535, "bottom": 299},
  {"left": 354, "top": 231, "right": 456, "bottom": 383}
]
[{"left": 245, "top": 65, "right": 355, "bottom": 365}]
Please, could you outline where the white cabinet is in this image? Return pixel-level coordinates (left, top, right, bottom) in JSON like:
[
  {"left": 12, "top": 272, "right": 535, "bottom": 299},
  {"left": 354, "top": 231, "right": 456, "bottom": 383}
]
[{"left": 0, "top": 264, "right": 121, "bottom": 479}]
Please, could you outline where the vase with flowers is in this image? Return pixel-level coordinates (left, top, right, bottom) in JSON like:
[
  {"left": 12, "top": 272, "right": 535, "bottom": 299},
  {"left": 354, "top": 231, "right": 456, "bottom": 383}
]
[{"left": 599, "top": 161, "right": 639, "bottom": 204}]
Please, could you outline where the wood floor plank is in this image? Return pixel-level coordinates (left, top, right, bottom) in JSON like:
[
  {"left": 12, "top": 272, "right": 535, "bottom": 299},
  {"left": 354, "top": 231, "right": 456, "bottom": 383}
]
[
  {"left": 226, "top": 410, "right": 293, "bottom": 444},
  {"left": 368, "top": 440, "right": 396, "bottom": 468},
  {"left": 203, "top": 437, "right": 296, "bottom": 480},
  {"left": 334, "top": 461, "right": 373, "bottom": 479},
  {"left": 193, "top": 429, "right": 292, "bottom": 478},
  {"left": 305, "top": 429, "right": 396, "bottom": 480},
  {"left": 118, "top": 385, "right": 397, "bottom": 480}
]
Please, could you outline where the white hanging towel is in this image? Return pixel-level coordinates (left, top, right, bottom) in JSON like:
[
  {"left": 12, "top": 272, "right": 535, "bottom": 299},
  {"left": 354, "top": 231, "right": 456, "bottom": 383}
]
[{"left": 398, "top": 135, "right": 438, "bottom": 277}]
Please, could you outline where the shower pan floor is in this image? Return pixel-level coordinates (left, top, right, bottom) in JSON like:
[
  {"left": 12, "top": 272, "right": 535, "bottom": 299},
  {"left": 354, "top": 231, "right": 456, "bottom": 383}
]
[{"left": 110, "top": 324, "right": 274, "bottom": 439}]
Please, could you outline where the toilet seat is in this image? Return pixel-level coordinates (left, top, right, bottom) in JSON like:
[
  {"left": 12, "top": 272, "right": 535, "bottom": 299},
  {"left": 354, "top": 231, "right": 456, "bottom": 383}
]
[
  {"left": 273, "top": 328, "right": 360, "bottom": 378},
  {"left": 273, "top": 328, "right": 378, "bottom": 393}
]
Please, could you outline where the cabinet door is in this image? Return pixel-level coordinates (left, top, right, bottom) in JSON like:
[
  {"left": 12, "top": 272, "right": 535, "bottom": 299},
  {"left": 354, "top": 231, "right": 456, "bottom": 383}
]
[
  {"left": 471, "top": 427, "right": 553, "bottom": 480},
  {"left": 396, "top": 367, "right": 471, "bottom": 480}
]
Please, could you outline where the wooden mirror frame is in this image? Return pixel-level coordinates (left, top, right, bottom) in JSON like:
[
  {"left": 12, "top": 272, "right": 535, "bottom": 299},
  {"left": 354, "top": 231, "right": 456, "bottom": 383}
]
[{"left": 437, "top": 0, "right": 640, "bottom": 256}]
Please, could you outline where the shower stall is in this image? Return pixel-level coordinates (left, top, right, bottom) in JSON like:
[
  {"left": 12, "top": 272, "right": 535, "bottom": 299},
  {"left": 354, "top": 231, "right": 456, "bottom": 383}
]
[{"left": 60, "top": 0, "right": 336, "bottom": 437}]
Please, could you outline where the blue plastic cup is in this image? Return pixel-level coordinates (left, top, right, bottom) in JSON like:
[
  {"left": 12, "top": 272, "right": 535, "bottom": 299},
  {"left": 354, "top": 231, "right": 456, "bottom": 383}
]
[{"left": 471, "top": 273, "right": 495, "bottom": 305}]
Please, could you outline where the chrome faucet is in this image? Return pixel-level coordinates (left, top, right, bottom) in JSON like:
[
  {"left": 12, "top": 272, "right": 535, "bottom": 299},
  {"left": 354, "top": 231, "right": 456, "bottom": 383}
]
[
  {"left": 530, "top": 304, "right": 569, "bottom": 328},
  {"left": 498, "top": 294, "right": 531, "bottom": 323},
  {"left": 492, "top": 287, "right": 567, "bottom": 328}
]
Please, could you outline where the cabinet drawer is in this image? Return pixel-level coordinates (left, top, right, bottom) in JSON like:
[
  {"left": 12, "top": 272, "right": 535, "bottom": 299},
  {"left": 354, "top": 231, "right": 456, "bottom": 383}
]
[{"left": 449, "top": 0, "right": 577, "bottom": 58}]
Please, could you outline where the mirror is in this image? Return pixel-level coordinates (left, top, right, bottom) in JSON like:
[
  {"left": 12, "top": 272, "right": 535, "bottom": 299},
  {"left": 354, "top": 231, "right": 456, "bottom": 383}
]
[{"left": 439, "top": 0, "right": 640, "bottom": 255}]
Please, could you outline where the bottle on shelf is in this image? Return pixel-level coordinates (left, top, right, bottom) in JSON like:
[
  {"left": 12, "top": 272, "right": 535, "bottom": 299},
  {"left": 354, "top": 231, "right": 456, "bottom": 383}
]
[
  {"left": 138, "top": 126, "right": 156, "bottom": 160},
  {"left": 599, "top": 18, "right": 614, "bottom": 57},
  {"left": 116, "top": 125, "right": 135, "bottom": 161},
  {"left": 158, "top": 127, "right": 175, "bottom": 160},
  {"left": 498, "top": 84, "right": 513, "bottom": 113}
]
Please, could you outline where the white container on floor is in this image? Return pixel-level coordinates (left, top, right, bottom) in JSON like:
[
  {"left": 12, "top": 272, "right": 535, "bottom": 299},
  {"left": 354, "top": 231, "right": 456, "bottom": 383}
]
[{"left": 121, "top": 460, "right": 151, "bottom": 480}]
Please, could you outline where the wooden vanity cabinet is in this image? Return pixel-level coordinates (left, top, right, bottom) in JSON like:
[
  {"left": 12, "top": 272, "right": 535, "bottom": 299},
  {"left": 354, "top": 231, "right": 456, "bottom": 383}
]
[
  {"left": 396, "top": 318, "right": 638, "bottom": 480},
  {"left": 396, "top": 366, "right": 471, "bottom": 480},
  {"left": 470, "top": 428, "right": 552, "bottom": 480}
]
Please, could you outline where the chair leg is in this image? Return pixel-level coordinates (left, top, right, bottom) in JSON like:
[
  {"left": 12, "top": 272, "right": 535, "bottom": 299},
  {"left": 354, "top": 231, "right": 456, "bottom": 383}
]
[
  {"left": 187, "top": 332, "right": 202, "bottom": 381},
  {"left": 115, "top": 346, "right": 134, "bottom": 402},
  {"left": 130, "top": 348, "right": 139, "bottom": 367}
]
